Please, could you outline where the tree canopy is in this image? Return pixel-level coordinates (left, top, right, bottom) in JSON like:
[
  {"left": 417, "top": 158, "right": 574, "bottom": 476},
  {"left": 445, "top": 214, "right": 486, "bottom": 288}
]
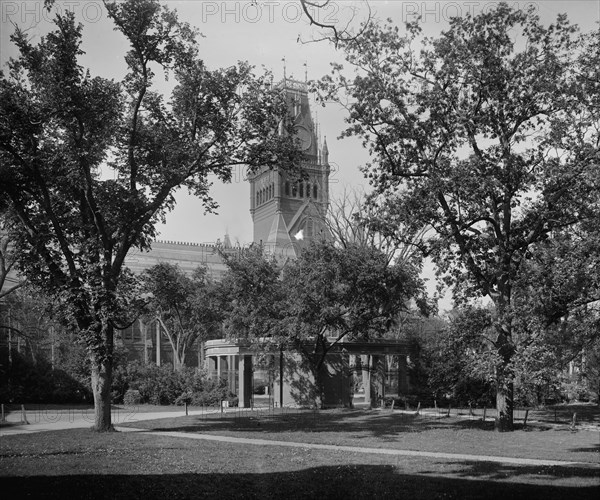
[{"left": 142, "top": 263, "right": 220, "bottom": 371}]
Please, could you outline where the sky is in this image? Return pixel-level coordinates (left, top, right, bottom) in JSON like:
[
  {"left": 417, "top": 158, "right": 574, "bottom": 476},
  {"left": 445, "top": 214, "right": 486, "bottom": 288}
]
[{"left": 1, "top": 0, "right": 599, "bottom": 308}]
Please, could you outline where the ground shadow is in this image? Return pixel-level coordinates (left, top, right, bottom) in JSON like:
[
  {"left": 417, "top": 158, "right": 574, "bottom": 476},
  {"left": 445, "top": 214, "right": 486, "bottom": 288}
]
[
  {"left": 1, "top": 465, "right": 598, "bottom": 499},
  {"left": 431, "top": 460, "right": 600, "bottom": 482},
  {"left": 129, "top": 409, "right": 563, "bottom": 438}
]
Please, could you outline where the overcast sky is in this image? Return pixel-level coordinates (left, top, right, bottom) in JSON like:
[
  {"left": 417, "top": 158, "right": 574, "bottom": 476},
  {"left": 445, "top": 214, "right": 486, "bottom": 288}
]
[{"left": 2, "top": 1, "right": 598, "bottom": 308}]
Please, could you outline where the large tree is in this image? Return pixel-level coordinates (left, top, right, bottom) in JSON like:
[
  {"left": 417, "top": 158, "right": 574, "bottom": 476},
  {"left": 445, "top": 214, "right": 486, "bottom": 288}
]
[
  {"left": 282, "top": 240, "right": 423, "bottom": 405},
  {"left": 320, "top": 5, "right": 600, "bottom": 429},
  {"left": 218, "top": 245, "right": 285, "bottom": 342},
  {"left": 0, "top": 0, "right": 300, "bottom": 430}
]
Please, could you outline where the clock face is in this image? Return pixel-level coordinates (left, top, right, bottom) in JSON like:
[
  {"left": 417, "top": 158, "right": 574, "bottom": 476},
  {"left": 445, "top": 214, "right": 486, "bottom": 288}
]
[{"left": 296, "top": 126, "right": 312, "bottom": 151}]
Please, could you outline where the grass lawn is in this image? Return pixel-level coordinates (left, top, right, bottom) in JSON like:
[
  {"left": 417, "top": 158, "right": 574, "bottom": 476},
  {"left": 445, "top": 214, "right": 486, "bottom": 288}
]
[
  {"left": 1, "top": 408, "right": 598, "bottom": 499},
  {"left": 119, "top": 407, "right": 600, "bottom": 463}
]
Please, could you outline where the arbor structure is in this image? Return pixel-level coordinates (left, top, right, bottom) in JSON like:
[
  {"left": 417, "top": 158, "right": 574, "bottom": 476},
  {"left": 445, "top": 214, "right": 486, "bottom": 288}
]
[
  {"left": 0, "top": 0, "right": 300, "bottom": 430},
  {"left": 320, "top": 5, "right": 600, "bottom": 429}
]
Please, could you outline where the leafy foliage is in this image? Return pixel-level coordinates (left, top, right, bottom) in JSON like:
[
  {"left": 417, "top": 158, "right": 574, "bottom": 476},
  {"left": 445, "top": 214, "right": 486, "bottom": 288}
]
[
  {"left": 218, "top": 245, "right": 285, "bottom": 342},
  {"left": 283, "top": 240, "right": 423, "bottom": 369},
  {"left": 113, "top": 361, "right": 235, "bottom": 406},
  {"left": 142, "top": 263, "right": 221, "bottom": 370},
  {"left": 0, "top": 350, "right": 92, "bottom": 404}
]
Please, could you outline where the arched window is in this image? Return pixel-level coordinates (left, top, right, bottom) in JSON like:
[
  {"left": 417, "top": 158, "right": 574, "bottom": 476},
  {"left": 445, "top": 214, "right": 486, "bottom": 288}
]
[
  {"left": 292, "top": 183, "right": 297, "bottom": 197},
  {"left": 256, "top": 191, "right": 260, "bottom": 205},
  {"left": 306, "top": 183, "right": 311, "bottom": 198},
  {"left": 299, "top": 182, "right": 304, "bottom": 197},
  {"left": 313, "top": 184, "right": 318, "bottom": 199},
  {"left": 285, "top": 181, "right": 290, "bottom": 196}
]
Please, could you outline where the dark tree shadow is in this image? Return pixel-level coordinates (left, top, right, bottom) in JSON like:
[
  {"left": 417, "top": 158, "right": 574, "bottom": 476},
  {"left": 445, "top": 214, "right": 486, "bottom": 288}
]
[
  {"left": 1, "top": 465, "right": 598, "bottom": 499},
  {"left": 134, "top": 407, "right": 574, "bottom": 438},
  {"left": 429, "top": 460, "right": 600, "bottom": 482},
  {"left": 137, "top": 409, "right": 453, "bottom": 438}
]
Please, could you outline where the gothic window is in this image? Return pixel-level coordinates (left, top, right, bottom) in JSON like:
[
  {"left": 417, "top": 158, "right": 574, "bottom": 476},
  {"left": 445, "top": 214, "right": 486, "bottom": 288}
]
[
  {"left": 299, "top": 182, "right": 304, "bottom": 197},
  {"left": 313, "top": 184, "right": 318, "bottom": 199},
  {"left": 256, "top": 191, "right": 259, "bottom": 205},
  {"left": 307, "top": 183, "right": 311, "bottom": 198},
  {"left": 285, "top": 181, "right": 290, "bottom": 196},
  {"left": 292, "top": 183, "right": 297, "bottom": 197}
]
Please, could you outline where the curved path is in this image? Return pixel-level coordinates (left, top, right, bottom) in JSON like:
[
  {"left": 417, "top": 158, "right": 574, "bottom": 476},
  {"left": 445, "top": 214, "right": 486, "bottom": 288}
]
[{"left": 117, "top": 427, "right": 600, "bottom": 469}]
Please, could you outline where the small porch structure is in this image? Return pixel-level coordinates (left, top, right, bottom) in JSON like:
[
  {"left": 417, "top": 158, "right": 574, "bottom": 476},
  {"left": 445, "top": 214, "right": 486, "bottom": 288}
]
[{"left": 204, "top": 338, "right": 413, "bottom": 408}]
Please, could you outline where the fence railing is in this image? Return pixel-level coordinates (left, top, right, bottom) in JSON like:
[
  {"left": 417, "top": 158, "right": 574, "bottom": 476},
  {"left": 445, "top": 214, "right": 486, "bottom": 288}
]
[{"left": 0, "top": 402, "right": 589, "bottom": 429}]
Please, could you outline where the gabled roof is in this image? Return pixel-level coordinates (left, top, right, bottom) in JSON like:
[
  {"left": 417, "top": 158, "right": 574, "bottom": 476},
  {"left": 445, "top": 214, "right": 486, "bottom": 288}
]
[{"left": 266, "top": 210, "right": 297, "bottom": 259}]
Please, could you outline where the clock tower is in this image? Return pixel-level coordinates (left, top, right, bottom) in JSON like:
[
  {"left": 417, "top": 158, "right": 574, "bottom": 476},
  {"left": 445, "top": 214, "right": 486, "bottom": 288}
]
[{"left": 249, "top": 79, "right": 330, "bottom": 258}]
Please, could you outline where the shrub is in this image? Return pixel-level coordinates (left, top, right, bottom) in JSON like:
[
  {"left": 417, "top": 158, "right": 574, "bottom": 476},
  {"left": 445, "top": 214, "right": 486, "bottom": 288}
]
[
  {"left": 111, "top": 361, "right": 234, "bottom": 406},
  {"left": 123, "top": 389, "right": 142, "bottom": 406}
]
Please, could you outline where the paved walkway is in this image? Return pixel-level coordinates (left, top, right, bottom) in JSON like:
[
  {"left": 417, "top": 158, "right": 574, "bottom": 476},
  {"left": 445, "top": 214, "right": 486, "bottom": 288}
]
[
  {"left": 0, "top": 408, "right": 214, "bottom": 436},
  {"left": 116, "top": 427, "right": 599, "bottom": 468}
]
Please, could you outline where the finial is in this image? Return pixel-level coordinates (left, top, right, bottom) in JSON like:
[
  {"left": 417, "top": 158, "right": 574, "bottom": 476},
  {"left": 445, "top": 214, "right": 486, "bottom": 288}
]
[{"left": 282, "top": 57, "right": 287, "bottom": 83}]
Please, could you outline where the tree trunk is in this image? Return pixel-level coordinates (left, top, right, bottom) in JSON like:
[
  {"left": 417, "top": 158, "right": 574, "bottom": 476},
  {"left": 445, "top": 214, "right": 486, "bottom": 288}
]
[
  {"left": 90, "top": 356, "right": 113, "bottom": 431},
  {"left": 89, "top": 320, "right": 114, "bottom": 432},
  {"left": 496, "top": 377, "right": 514, "bottom": 431},
  {"left": 173, "top": 349, "right": 186, "bottom": 371},
  {"left": 494, "top": 318, "right": 515, "bottom": 431}
]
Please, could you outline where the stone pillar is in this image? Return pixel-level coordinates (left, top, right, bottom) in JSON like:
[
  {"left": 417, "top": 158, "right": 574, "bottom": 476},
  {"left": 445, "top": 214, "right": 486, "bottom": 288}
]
[
  {"left": 155, "top": 321, "right": 161, "bottom": 366},
  {"left": 238, "top": 355, "right": 253, "bottom": 408},
  {"left": 207, "top": 356, "right": 217, "bottom": 379},
  {"left": 228, "top": 355, "right": 236, "bottom": 393},
  {"left": 398, "top": 355, "right": 409, "bottom": 394},
  {"left": 372, "top": 355, "right": 381, "bottom": 407},
  {"left": 217, "top": 355, "right": 222, "bottom": 381},
  {"left": 348, "top": 355, "right": 356, "bottom": 407},
  {"left": 361, "top": 355, "right": 371, "bottom": 407},
  {"left": 140, "top": 319, "right": 149, "bottom": 365}
]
